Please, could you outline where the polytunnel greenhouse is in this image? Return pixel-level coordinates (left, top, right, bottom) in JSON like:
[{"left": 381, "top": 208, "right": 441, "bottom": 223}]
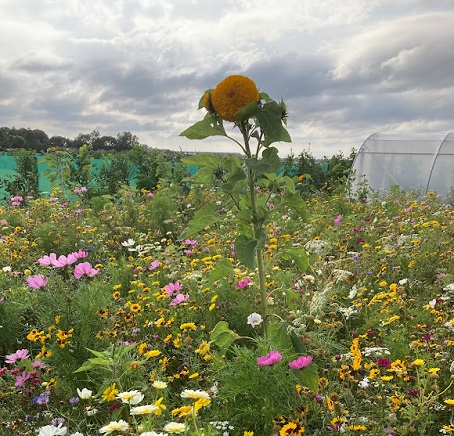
[{"left": 350, "top": 132, "right": 454, "bottom": 203}]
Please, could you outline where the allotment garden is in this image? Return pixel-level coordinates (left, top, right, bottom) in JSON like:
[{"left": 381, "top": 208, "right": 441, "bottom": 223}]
[{"left": 0, "top": 76, "right": 453, "bottom": 436}]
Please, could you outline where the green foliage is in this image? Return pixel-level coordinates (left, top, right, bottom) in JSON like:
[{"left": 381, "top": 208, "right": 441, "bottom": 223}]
[{"left": 0, "top": 149, "right": 39, "bottom": 199}]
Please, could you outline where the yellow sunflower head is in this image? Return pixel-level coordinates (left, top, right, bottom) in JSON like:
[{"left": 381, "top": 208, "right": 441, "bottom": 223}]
[{"left": 211, "top": 75, "right": 260, "bottom": 122}]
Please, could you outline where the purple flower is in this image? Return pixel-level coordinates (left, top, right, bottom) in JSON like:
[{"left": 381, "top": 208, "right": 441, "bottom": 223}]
[
  {"left": 15, "top": 371, "right": 31, "bottom": 387},
  {"left": 163, "top": 281, "right": 183, "bottom": 297},
  {"left": 182, "top": 239, "right": 197, "bottom": 248},
  {"left": 33, "top": 391, "right": 50, "bottom": 405},
  {"left": 288, "top": 355, "right": 313, "bottom": 369},
  {"left": 334, "top": 215, "right": 343, "bottom": 226},
  {"left": 169, "top": 293, "right": 189, "bottom": 306},
  {"left": 26, "top": 275, "right": 49, "bottom": 289},
  {"left": 5, "top": 349, "right": 30, "bottom": 364},
  {"left": 74, "top": 262, "right": 99, "bottom": 279},
  {"left": 236, "top": 278, "right": 251, "bottom": 289},
  {"left": 257, "top": 350, "right": 282, "bottom": 366}
]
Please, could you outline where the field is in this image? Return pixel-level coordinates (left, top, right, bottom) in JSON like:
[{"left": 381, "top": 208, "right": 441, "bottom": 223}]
[{"left": 0, "top": 179, "right": 453, "bottom": 436}]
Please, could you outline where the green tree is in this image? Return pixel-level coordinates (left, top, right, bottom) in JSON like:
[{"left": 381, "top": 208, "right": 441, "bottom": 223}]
[{"left": 0, "top": 149, "right": 39, "bottom": 199}]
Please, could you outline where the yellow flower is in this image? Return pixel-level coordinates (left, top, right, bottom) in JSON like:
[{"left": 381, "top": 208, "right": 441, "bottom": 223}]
[
  {"left": 102, "top": 383, "right": 119, "bottom": 402},
  {"left": 412, "top": 359, "right": 425, "bottom": 366},
  {"left": 381, "top": 375, "right": 393, "bottom": 381},
  {"left": 211, "top": 75, "right": 259, "bottom": 122},
  {"left": 279, "top": 421, "right": 305, "bottom": 435},
  {"left": 444, "top": 399, "right": 454, "bottom": 405},
  {"left": 153, "top": 396, "right": 167, "bottom": 415},
  {"left": 195, "top": 340, "right": 210, "bottom": 355},
  {"left": 180, "top": 322, "right": 197, "bottom": 331},
  {"left": 244, "top": 432, "right": 254, "bottom": 436},
  {"left": 143, "top": 349, "right": 161, "bottom": 358}
]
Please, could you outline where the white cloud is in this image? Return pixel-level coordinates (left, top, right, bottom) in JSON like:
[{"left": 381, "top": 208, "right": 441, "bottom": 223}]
[{"left": 0, "top": 0, "right": 453, "bottom": 157}]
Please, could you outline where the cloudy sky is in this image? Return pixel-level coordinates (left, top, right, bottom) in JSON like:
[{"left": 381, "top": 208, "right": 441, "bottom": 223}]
[{"left": 1, "top": 0, "right": 454, "bottom": 157}]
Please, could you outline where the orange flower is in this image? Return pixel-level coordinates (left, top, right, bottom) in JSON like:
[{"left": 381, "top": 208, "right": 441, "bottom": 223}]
[{"left": 211, "top": 75, "right": 259, "bottom": 122}]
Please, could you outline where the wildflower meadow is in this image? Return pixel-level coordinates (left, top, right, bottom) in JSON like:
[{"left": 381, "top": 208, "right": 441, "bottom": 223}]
[{"left": 0, "top": 75, "right": 453, "bottom": 436}]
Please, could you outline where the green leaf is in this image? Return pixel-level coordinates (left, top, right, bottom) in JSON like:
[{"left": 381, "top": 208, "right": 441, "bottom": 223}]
[
  {"left": 181, "top": 203, "right": 220, "bottom": 238},
  {"left": 283, "top": 289, "right": 301, "bottom": 309},
  {"left": 282, "top": 193, "right": 307, "bottom": 221},
  {"left": 210, "top": 321, "right": 240, "bottom": 349},
  {"left": 290, "top": 332, "right": 307, "bottom": 355},
  {"left": 257, "top": 101, "right": 291, "bottom": 146},
  {"left": 191, "top": 166, "right": 217, "bottom": 184},
  {"left": 268, "top": 322, "right": 294, "bottom": 353},
  {"left": 280, "top": 247, "right": 309, "bottom": 273},
  {"left": 86, "top": 346, "right": 112, "bottom": 359},
  {"left": 181, "top": 154, "right": 222, "bottom": 169},
  {"left": 234, "top": 234, "right": 258, "bottom": 270},
  {"left": 198, "top": 88, "right": 213, "bottom": 109},
  {"left": 235, "top": 101, "right": 259, "bottom": 121},
  {"left": 179, "top": 113, "right": 227, "bottom": 140},
  {"left": 205, "top": 258, "right": 235, "bottom": 287},
  {"left": 244, "top": 147, "right": 282, "bottom": 174},
  {"left": 297, "top": 363, "right": 319, "bottom": 392}
]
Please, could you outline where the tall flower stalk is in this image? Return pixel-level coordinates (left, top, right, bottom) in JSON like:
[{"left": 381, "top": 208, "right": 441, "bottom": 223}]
[{"left": 180, "top": 75, "right": 308, "bottom": 334}]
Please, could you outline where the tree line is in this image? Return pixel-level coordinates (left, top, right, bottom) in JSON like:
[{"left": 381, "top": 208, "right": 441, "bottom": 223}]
[{"left": 0, "top": 127, "right": 139, "bottom": 152}]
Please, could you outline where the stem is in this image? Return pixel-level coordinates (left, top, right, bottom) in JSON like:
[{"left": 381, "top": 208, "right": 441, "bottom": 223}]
[{"left": 240, "top": 122, "right": 269, "bottom": 334}]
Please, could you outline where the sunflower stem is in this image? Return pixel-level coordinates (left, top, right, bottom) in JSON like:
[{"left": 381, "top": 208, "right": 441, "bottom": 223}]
[{"left": 240, "top": 122, "right": 269, "bottom": 335}]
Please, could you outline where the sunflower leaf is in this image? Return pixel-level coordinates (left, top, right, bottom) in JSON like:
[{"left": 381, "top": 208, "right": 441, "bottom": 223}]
[{"left": 179, "top": 113, "right": 227, "bottom": 140}]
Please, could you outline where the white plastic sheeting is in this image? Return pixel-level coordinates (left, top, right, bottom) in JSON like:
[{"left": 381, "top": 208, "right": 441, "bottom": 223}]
[{"left": 350, "top": 132, "right": 454, "bottom": 202}]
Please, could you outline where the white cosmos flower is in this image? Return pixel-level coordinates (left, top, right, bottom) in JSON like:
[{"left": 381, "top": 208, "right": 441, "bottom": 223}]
[
  {"left": 121, "top": 238, "right": 136, "bottom": 247},
  {"left": 76, "top": 387, "right": 93, "bottom": 399},
  {"left": 37, "top": 424, "right": 68, "bottom": 436},
  {"left": 246, "top": 312, "right": 263, "bottom": 328}
]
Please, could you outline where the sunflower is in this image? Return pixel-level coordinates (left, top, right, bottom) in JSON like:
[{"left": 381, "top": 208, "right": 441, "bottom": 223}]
[{"left": 211, "top": 75, "right": 259, "bottom": 122}]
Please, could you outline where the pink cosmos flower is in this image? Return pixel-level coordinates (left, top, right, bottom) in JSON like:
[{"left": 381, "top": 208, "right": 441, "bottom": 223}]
[
  {"left": 288, "top": 355, "right": 313, "bottom": 369},
  {"left": 149, "top": 260, "right": 160, "bottom": 270},
  {"left": 169, "top": 293, "right": 189, "bottom": 306},
  {"left": 236, "top": 278, "right": 251, "bottom": 289},
  {"left": 15, "top": 371, "right": 31, "bottom": 387},
  {"left": 257, "top": 350, "right": 282, "bottom": 366},
  {"left": 334, "top": 215, "right": 343, "bottom": 226},
  {"left": 72, "top": 250, "right": 88, "bottom": 259},
  {"left": 37, "top": 253, "right": 58, "bottom": 266},
  {"left": 182, "top": 239, "right": 197, "bottom": 248},
  {"left": 74, "top": 262, "right": 99, "bottom": 279},
  {"left": 5, "top": 349, "right": 30, "bottom": 364},
  {"left": 51, "top": 253, "right": 79, "bottom": 268},
  {"left": 163, "top": 281, "right": 183, "bottom": 297},
  {"left": 26, "top": 274, "right": 49, "bottom": 289}
]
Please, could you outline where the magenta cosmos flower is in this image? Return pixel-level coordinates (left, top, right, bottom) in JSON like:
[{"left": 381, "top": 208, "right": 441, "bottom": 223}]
[
  {"left": 26, "top": 274, "right": 49, "bottom": 289},
  {"left": 236, "top": 278, "right": 251, "bottom": 289},
  {"left": 74, "top": 262, "right": 99, "bottom": 279},
  {"left": 257, "top": 350, "right": 282, "bottom": 366},
  {"left": 288, "top": 355, "right": 313, "bottom": 369}
]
